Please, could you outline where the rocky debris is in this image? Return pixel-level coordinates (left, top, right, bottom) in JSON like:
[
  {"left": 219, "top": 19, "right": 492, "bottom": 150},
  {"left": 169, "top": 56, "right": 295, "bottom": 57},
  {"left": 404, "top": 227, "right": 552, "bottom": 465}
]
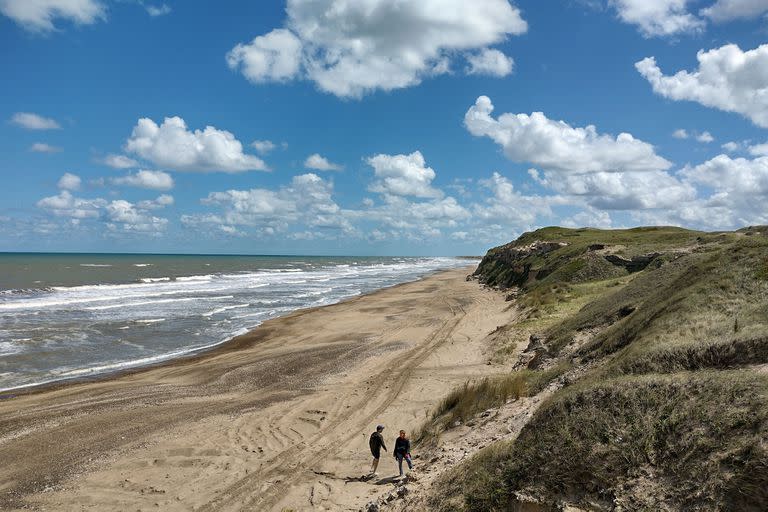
[
  {"left": 517, "top": 334, "right": 550, "bottom": 369},
  {"left": 604, "top": 253, "right": 660, "bottom": 273},
  {"left": 588, "top": 244, "right": 606, "bottom": 251},
  {"left": 363, "top": 485, "right": 410, "bottom": 511}
]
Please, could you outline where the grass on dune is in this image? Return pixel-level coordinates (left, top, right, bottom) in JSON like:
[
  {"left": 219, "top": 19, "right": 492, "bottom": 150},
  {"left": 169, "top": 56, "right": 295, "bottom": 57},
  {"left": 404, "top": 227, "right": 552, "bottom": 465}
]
[
  {"left": 426, "top": 227, "right": 768, "bottom": 511},
  {"left": 413, "top": 366, "right": 568, "bottom": 446},
  {"left": 434, "top": 371, "right": 768, "bottom": 512}
]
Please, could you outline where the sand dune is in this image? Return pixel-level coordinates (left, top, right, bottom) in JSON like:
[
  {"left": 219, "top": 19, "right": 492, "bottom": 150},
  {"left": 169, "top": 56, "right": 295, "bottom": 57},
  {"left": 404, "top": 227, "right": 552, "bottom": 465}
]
[{"left": 0, "top": 267, "right": 514, "bottom": 511}]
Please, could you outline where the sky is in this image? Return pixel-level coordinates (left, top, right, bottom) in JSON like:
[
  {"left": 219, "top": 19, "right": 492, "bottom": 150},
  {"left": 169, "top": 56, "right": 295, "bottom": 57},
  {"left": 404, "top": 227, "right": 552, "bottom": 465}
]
[{"left": 1, "top": 0, "right": 768, "bottom": 256}]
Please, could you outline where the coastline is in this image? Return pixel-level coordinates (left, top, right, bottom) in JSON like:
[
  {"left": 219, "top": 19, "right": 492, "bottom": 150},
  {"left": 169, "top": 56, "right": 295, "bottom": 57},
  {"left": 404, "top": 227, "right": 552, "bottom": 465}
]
[
  {"left": 0, "top": 265, "right": 473, "bottom": 398},
  {"left": 0, "top": 265, "right": 515, "bottom": 511}
]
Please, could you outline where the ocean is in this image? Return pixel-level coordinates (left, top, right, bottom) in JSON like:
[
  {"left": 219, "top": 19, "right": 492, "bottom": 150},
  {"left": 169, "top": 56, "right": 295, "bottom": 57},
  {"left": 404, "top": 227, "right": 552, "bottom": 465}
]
[{"left": 0, "top": 253, "right": 471, "bottom": 392}]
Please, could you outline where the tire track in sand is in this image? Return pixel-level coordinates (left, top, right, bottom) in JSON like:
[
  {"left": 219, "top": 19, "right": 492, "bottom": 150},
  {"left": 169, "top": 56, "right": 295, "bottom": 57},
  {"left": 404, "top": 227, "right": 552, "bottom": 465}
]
[{"left": 196, "top": 295, "right": 470, "bottom": 511}]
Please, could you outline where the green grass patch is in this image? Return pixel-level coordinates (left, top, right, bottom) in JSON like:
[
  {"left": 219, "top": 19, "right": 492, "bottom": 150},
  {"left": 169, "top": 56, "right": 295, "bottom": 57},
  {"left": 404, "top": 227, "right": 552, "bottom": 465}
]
[
  {"left": 448, "top": 372, "right": 768, "bottom": 511},
  {"left": 414, "top": 367, "right": 568, "bottom": 446}
]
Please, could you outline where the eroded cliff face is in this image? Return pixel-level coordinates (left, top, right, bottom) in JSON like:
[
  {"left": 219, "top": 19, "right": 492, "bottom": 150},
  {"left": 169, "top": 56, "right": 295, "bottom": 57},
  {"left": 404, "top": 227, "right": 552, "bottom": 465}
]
[
  {"left": 473, "top": 240, "right": 568, "bottom": 289},
  {"left": 470, "top": 225, "right": 697, "bottom": 292}
]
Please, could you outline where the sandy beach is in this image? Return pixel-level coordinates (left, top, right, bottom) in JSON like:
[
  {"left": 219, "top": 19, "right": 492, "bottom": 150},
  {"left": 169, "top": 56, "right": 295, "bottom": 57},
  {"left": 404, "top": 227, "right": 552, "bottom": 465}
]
[{"left": 0, "top": 266, "right": 514, "bottom": 511}]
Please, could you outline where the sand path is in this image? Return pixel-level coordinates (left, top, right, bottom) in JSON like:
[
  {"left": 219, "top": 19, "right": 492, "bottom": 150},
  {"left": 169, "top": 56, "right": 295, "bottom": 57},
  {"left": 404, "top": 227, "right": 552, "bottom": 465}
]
[{"left": 0, "top": 267, "right": 514, "bottom": 511}]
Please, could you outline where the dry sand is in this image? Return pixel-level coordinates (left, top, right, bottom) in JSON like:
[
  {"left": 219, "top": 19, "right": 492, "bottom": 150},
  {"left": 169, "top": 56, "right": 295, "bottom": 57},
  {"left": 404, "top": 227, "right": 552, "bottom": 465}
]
[{"left": 0, "top": 267, "right": 516, "bottom": 511}]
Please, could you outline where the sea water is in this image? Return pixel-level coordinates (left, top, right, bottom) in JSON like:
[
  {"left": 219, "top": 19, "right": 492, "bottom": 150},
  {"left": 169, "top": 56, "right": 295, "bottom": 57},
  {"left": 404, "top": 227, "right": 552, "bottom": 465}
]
[{"left": 0, "top": 253, "right": 470, "bottom": 392}]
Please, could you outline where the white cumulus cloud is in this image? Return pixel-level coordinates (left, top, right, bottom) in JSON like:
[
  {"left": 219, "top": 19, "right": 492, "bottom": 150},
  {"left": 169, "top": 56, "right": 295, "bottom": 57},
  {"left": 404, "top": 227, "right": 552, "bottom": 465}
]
[
  {"left": 105, "top": 199, "right": 169, "bottom": 234},
  {"left": 57, "top": 172, "right": 81, "bottom": 191},
  {"left": 37, "top": 190, "right": 105, "bottom": 218},
  {"left": 696, "top": 131, "right": 715, "bottom": 143},
  {"left": 367, "top": 151, "right": 443, "bottom": 199},
  {"left": 102, "top": 154, "right": 139, "bottom": 169},
  {"left": 672, "top": 128, "right": 689, "bottom": 139},
  {"left": 227, "top": 28, "right": 303, "bottom": 84},
  {"left": 465, "top": 95, "right": 672, "bottom": 174},
  {"left": 466, "top": 48, "right": 515, "bottom": 77},
  {"left": 112, "top": 170, "right": 174, "bottom": 191},
  {"left": 190, "top": 173, "right": 352, "bottom": 236},
  {"left": 228, "top": 0, "right": 527, "bottom": 98},
  {"left": 636, "top": 43, "right": 768, "bottom": 128},
  {"left": 124, "top": 116, "right": 267, "bottom": 173},
  {"left": 682, "top": 154, "right": 768, "bottom": 197},
  {"left": 0, "top": 0, "right": 105, "bottom": 32},
  {"left": 11, "top": 112, "right": 61, "bottom": 130},
  {"left": 304, "top": 153, "right": 343, "bottom": 171},
  {"left": 700, "top": 0, "right": 768, "bottom": 22},
  {"left": 609, "top": 0, "right": 704, "bottom": 37}
]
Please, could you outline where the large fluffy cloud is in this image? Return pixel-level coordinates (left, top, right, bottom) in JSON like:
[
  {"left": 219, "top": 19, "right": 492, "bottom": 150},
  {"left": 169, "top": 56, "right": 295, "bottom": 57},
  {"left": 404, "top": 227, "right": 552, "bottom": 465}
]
[
  {"left": 633, "top": 153, "right": 768, "bottom": 229},
  {"left": 540, "top": 170, "right": 695, "bottom": 210},
  {"left": 682, "top": 154, "right": 768, "bottom": 198},
  {"left": 464, "top": 96, "right": 697, "bottom": 213},
  {"left": 124, "top": 116, "right": 267, "bottom": 173},
  {"left": 228, "top": 0, "right": 527, "bottom": 98},
  {"left": 367, "top": 151, "right": 443, "bottom": 198},
  {"left": 609, "top": 0, "right": 704, "bottom": 37},
  {"left": 0, "top": 0, "right": 104, "bottom": 32},
  {"left": 465, "top": 96, "right": 672, "bottom": 174},
  {"left": 636, "top": 43, "right": 768, "bottom": 128}
]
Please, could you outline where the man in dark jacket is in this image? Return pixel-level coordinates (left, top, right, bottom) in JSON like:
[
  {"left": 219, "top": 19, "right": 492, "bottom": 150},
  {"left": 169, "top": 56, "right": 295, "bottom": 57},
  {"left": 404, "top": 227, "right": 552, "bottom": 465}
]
[
  {"left": 369, "top": 424, "right": 387, "bottom": 476},
  {"left": 393, "top": 429, "right": 413, "bottom": 477}
]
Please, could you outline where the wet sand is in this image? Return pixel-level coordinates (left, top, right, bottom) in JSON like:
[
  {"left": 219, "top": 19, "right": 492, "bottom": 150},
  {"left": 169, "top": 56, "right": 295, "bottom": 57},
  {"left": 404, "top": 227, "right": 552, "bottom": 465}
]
[{"left": 0, "top": 267, "right": 515, "bottom": 511}]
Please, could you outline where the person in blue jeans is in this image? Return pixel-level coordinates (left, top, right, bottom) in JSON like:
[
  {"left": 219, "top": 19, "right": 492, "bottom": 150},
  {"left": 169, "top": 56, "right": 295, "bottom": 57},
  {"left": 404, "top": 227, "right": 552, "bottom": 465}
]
[{"left": 393, "top": 429, "right": 413, "bottom": 477}]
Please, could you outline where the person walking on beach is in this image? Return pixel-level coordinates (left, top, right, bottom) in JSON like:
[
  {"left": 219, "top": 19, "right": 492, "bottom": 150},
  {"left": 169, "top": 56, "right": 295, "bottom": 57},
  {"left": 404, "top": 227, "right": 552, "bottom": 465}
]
[
  {"left": 393, "top": 429, "right": 413, "bottom": 477},
  {"left": 369, "top": 425, "right": 387, "bottom": 476}
]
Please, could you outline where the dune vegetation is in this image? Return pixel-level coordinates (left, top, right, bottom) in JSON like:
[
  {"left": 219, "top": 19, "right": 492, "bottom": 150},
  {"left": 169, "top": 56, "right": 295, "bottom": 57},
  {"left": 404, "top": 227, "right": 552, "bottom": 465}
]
[{"left": 421, "top": 226, "right": 768, "bottom": 511}]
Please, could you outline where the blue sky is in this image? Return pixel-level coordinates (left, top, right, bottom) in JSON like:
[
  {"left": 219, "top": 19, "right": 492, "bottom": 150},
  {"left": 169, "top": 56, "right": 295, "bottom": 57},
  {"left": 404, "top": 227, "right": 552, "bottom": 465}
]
[{"left": 2, "top": 0, "right": 768, "bottom": 255}]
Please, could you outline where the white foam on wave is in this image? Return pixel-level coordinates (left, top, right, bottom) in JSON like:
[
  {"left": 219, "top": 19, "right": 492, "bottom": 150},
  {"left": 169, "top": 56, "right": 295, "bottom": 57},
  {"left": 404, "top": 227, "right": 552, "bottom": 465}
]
[
  {"left": 133, "top": 264, "right": 152, "bottom": 267},
  {"left": 0, "top": 285, "right": 233, "bottom": 311},
  {"left": 176, "top": 274, "right": 215, "bottom": 282},
  {"left": 294, "top": 287, "right": 333, "bottom": 298},
  {"left": 202, "top": 304, "right": 249, "bottom": 317},
  {"left": 135, "top": 318, "right": 166, "bottom": 324},
  {"left": 0, "top": 341, "right": 23, "bottom": 355},
  {"left": 85, "top": 295, "right": 234, "bottom": 311},
  {"left": 140, "top": 277, "right": 171, "bottom": 283}
]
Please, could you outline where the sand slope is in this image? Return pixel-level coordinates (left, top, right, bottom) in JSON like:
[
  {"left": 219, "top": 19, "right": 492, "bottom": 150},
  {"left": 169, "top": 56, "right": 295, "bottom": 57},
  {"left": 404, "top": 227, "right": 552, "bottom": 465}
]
[{"left": 0, "top": 267, "right": 515, "bottom": 511}]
